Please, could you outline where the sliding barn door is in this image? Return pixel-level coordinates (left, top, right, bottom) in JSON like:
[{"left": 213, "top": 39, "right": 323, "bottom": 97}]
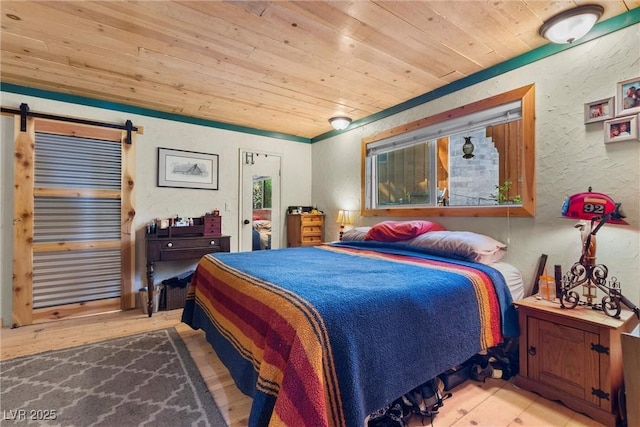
[{"left": 13, "top": 116, "right": 136, "bottom": 326}]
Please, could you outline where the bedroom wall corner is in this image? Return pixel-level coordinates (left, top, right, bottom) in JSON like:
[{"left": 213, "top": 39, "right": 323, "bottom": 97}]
[
  {"left": 0, "top": 92, "right": 313, "bottom": 326},
  {"left": 0, "top": 112, "right": 14, "bottom": 326},
  {"left": 311, "top": 24, "right": 640, "bottom": 307}
]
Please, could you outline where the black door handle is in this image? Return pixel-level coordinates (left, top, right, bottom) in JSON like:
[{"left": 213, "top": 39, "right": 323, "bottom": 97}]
[{"left": 243, "top": 219, "right": 250, "bottom": 225}]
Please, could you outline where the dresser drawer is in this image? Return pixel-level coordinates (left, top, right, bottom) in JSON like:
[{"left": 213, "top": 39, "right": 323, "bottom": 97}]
[
  {"left": 301, "top": 235, "right": 322, "bottom": 245},
  {"left": 203, "top": 215, "right": 222, "bottom": 235},
  {"left": 157, "top": 237, "right": 223, "bottom": 250},
  {"left": 160, "top": 247, "right": 221, "bottom": 261},
  {"left": 146, "top": 235, "right": 230, "bottom": 262},
  {"left": 302, "top": 225, "right": 322, "bottom": 235},
  {"left": 301, "top": 215, "right": 323, "bottom": 226}
]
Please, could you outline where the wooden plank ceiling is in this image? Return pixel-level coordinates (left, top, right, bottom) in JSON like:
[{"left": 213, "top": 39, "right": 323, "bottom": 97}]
[{"left": 1, "top": 1, "right": 635, "bottom": 139}]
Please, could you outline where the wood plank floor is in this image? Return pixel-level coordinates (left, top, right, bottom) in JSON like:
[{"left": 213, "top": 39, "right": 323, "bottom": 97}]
[{"left": 1, "top": 309, "right": 605, "bottom": 427}]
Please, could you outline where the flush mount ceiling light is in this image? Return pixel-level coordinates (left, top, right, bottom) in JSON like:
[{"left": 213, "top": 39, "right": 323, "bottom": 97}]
[
  {"left": 329, "top": 116, "right": 352, "bottom": 131},
  {"left": 539, "top": 5, "right": 604, "bottom": 44}
]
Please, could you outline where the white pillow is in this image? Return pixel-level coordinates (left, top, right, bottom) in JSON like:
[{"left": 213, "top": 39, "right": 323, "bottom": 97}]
[
  {"left": 405, "top": 231, "right": 507, "bottom": 264},
  {"left": 489, "top": 262, "right": 524, "bottom": 300}
]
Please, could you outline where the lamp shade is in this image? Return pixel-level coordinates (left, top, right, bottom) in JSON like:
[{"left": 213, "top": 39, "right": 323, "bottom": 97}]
[
  {"left": 329, "top": 116, "right": 352, "bottom": 131},
  {"left": 336, "top": 210, "right": 351, "bottom": 224},
  {"left": 561, "top": 190, "right": 628, "bottom": 224},
  {"left": 539, "top": 5, "right": 603, "bottom": 44}
]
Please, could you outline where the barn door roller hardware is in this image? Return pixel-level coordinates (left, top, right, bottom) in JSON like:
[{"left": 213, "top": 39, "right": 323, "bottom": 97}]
[
  {"left": 19, "top": 102, "right": 29, "bottom": 132},
  {"left": 1, "top": 103, "right": 139, "bottom": 144}
]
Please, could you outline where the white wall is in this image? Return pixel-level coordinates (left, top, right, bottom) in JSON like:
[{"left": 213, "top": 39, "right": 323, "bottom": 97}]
[
  {"left": 0, "top": 94, "right": 313, "bottom": 325},
  {"left": 312, "top": 25, "right": 640, "bottom": 305},
  {"left": 0, "top": 100, "right": 9, "bottom": 326}
]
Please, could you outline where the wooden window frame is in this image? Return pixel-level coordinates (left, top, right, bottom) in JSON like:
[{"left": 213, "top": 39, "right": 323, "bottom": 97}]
[{"left": 361, "top": 85, "right": 535, "bottom": 218}]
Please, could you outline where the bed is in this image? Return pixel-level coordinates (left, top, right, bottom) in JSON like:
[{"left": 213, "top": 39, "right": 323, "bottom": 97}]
[
  {"left": 182, "top": 223, "right": 521, "bottom": 427},
  {"left": 252, "top": 219, "right": 272, "bottom": 250}
]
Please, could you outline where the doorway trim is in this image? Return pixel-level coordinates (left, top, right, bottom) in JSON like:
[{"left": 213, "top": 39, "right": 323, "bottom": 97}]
[{"left": 238, "top": 149, "right": 282, "bottom": 252}]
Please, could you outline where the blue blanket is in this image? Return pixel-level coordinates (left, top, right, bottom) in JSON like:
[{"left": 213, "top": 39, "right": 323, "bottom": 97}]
[{"left": 182, "top": 243, "right": 517, "bottom": 426}]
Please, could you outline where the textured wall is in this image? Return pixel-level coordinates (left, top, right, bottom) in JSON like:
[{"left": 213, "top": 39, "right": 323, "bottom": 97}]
[
  {"left": 0, "top": 98, "right": 8, "bottom": 326},
  {"left": 312, "top": 25, "right": 640, "bottom": 305}
]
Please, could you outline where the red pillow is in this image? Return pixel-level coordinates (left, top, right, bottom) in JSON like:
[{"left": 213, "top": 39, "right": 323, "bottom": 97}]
[{"left": 364, "top": 220, "right": 445, "bottom": 242}]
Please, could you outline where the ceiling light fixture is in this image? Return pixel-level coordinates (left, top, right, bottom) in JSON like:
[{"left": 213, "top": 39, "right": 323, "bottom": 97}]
[
  {"left": 539, "top": 5, "right": 604, "bottom": 44},
  {"left": 329, "top": 116, "right": 352, "bottom": 131}
]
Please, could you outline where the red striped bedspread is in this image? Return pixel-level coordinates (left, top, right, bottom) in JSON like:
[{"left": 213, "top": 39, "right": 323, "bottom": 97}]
[{"left": 182, "top": 243, "right": 517, "bottom": 426}]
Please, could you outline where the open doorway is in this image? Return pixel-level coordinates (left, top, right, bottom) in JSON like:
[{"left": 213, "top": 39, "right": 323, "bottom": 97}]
[{"left": 239, "top": 150, "right": 281, "bottom": 252}]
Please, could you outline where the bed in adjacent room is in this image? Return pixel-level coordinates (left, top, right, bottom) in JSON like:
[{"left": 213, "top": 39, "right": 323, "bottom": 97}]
[
  {"left": 251, "top": 209, "right": 272, "bottom": 250},
  {"left": 182, "top": 221, "right": 522, "bottom": 427},
  {"left": 252, "top": 219, "right": 272, "bottom": 250}
]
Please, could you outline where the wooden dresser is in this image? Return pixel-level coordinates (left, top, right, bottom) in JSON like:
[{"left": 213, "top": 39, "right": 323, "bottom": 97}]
[
  {"left": 287, "top": 213, "right": 324, "bottom": 247},
  {"left": 514, "top": 296, "right": 638, "bottom": 427},
  {"left": 145, "top": 217, "right": 230, "bottom": 317}
]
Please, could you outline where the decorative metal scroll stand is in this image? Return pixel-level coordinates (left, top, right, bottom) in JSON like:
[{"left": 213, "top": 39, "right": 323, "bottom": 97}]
[
  {"left": 559, "top": 210, "right": 640, "bottom": 320},
  {"left": 559, "top": 262, "right": 626, "bottom": 318}
]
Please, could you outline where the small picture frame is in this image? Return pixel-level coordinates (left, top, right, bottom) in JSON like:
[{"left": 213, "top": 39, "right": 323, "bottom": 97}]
[
  {"left": 584, "top": 97, "right": 614, "bottom": 123},
  {"left": 158, "top": 147, "right": 219, "bottom": 190},
  {"left": 604, "top": 115, "right": 638, "bottom": 143},
  {"left": 616, "top": 77, "right": 640, "bottom": 116}
]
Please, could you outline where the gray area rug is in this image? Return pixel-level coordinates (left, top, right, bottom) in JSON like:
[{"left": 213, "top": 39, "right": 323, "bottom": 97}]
[{"left": 1, "top": 328, "right": 227, "bottom": 427}]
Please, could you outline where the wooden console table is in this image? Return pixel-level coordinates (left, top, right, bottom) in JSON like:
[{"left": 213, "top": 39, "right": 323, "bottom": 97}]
[{"left": 145, "top": 224, "right": 230, "bottom": 317}]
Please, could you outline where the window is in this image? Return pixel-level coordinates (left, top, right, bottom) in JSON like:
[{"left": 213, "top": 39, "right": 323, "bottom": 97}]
[
  {"left": 371, "top": 141, "right": 436, "bottom": 206},
  {"left": 361, "top": 85, "right": 535, "bottom": 217}
]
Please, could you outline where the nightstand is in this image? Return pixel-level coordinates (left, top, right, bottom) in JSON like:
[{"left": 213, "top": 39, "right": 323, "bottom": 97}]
[{"left": 514, "top": 296, "right": 638, "bottom": 427}]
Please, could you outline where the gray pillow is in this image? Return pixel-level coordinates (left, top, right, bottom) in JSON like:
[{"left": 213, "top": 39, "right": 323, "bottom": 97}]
[
  {"left": 341, "top": 227, "right": 371, "bottom": 241},
  {"left": 405, "top": 231, "right": 507, "bottom": 264}
]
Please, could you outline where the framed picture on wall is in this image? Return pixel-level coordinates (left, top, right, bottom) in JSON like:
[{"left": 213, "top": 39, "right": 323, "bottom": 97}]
[
  {"left": 604, "top": 115, "right": 638, "bottom": 143},
  {"left": 157, "top": 147, "right": 219, "bottom": 190},
  {"left": 616, "top": 77, "right": 640, "bottom": 116},
  {"left": 584, "top": 97, "right": 614, "bottom": 123}
]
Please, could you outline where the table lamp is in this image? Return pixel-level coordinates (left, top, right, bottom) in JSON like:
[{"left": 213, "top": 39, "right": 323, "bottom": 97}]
[
  {"left": 336, "top": 210, "right": 351, "bottom": 241},
  {"left": 560, "top": 188, "right": 638, "bottom": 318}
]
